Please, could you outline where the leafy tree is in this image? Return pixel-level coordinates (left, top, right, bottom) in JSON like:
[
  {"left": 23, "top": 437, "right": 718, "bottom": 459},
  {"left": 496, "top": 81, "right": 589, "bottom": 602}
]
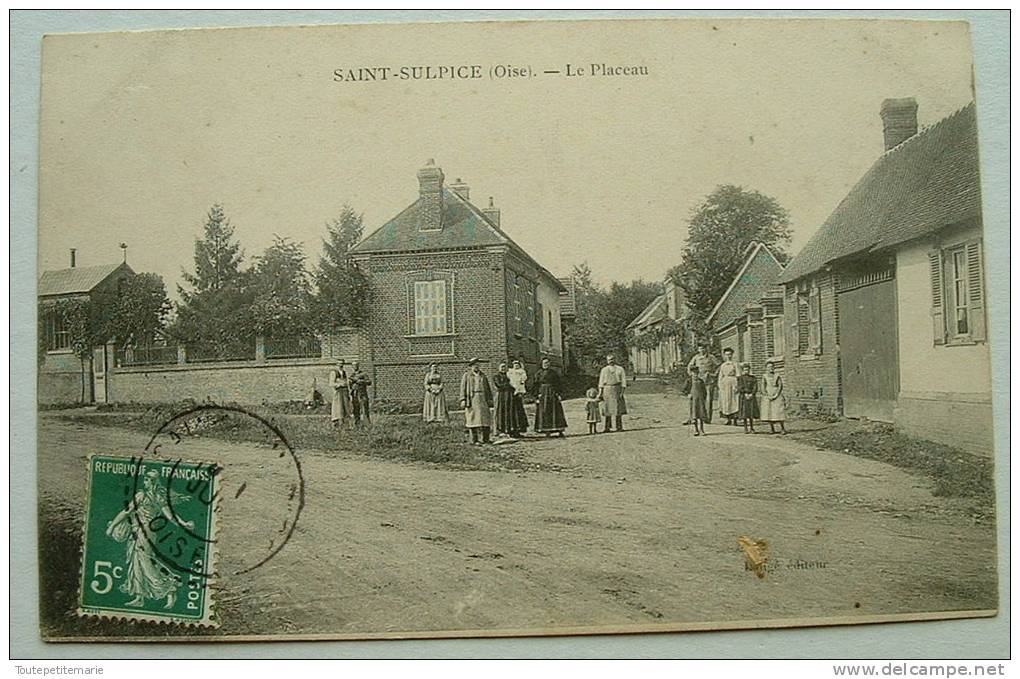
[
  {"left": 669, "top": 185, "right": 791, "bottom": 321},
  {"left": 601, "top": 279, "right": 663, "bottom": 365},
  {"left": 565, "top": 262, "right": 661, "bottom": 372},
  {"left": 310, "top": 205, "right": 370, "bottom": 333},
  {"left": 250, "top": 235, "right": 312, "bottom": 338},
  {"left": 107, "top": 273, "right": 172, "bottom": 345}
]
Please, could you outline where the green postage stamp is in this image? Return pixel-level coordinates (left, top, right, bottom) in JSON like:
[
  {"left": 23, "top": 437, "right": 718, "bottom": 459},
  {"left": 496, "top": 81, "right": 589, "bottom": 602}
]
[{"left": 77, "top": 454, "right": 220, "bottom": 627}]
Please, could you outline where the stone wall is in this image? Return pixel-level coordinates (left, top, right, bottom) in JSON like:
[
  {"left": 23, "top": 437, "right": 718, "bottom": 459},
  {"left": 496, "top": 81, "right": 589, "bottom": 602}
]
[{"left": 109, "top": 358, "right": 343, "bottom": 404}]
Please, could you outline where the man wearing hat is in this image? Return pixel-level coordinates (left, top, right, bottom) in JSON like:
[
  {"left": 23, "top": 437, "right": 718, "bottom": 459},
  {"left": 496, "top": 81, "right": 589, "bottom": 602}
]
[{"left": 459, "top": 358, "right": 494, "bottom": 444}]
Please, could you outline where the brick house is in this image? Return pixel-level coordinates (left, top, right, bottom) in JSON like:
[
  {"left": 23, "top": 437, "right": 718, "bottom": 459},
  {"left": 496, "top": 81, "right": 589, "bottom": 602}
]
[
  {"left": 777, "top": 100, "right": 989, "bottom": 455},
  {"left": 349, "top": 160, "right": 567, "bottom": 401},
  {"left": 627, "top": 276, "right": 690, "bottom": 375},
  {"left": 705, "top": 242, "right": 785, "bottom": 378},
  {"left": 38, "top": 250, "right": 135, "bottom": 403}
]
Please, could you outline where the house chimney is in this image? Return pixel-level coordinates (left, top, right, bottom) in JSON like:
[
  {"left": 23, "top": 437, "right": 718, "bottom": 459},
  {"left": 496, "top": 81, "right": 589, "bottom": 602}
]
[
  {"left": 417, "top": 159, "right": 445, "bottom": 232},
  {"left": 119, "top": 242, "right": 128, "bottom": 263},
  {"left": 69, "top": 248, "right": 76, "bottom": 268},
  {"left": 449, "top": 178, "right": 470, "bottom": 201},
  {"left": 416, "top": 159, "right": 444, "bottom": 231},
  {"left": 482, "top": 196, "right": 501, "bottom": 228},
  {"left": 880, "top": 97, "right": 918, "bottom": 151}
]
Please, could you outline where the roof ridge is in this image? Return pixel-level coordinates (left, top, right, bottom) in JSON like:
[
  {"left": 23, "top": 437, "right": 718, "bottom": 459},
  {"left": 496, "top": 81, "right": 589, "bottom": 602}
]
[
  {"left": 778, "top": 100, "right": 979, "bottom": 284},
  {"left": 706, "top": 241, "right": 784, "bottom": 325},
  {"left": 40, "top": 261, "right": 121, "bottom": 278},
  {"left": 444, "top": 188, "right": 510, "bottom": 244}
]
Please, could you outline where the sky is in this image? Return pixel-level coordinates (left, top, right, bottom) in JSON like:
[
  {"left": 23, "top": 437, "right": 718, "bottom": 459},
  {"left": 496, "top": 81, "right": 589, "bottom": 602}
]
[{"left": 38, "top": 18, "right": 976, "bottom": 294}]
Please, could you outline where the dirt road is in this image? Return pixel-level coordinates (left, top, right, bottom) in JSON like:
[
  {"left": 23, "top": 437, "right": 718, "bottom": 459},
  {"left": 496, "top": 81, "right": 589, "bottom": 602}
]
[{"left": 38, "top": 388, "right": 997, "bottom": 638}]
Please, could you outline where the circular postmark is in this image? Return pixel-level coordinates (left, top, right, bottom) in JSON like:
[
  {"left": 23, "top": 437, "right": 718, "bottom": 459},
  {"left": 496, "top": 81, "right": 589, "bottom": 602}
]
[{"left": 126, "top": 404, "right": 305, "bottom": 578}]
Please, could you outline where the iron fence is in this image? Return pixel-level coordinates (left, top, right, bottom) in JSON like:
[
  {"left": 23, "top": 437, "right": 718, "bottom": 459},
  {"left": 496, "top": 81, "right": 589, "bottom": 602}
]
[
  {"left": 115, "top": 344, "right": 178, "bottom": 367},
  {"left": 265, "top": 335, "right": 322, "bottom": 360},
  {"left": 186, "top": 341, "right": 257, "bottom": 363}
]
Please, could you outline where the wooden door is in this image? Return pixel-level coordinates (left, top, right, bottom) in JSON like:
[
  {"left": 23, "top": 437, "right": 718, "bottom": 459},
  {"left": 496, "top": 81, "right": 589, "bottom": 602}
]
[
  {"left": 92, "top": 345, "right": 108, "bottom": 404},
  {"left": 838, "top": 275, "right": 898, "bottom": 422}
]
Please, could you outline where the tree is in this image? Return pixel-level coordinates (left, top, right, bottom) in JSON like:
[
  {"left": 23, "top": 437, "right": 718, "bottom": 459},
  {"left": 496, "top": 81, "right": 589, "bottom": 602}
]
[
  {"left": 180, "top": 204, "right": 245, "bottom": 294},
  {"left": 564, "top": 261, "right": 661, "bottom": 372},
  {"left": 250, "top": 235, "right": 312, "bottom": 338},
  {"left": 310, "top": 205, "right": 370, "bottom": 333},
  {"left": 670, "top": 185, "right": 791, "bottom": 322},
  {"left": 107, "top": 273, "right": 172, "bottom": 345},
  {"left": 173, "top": 204, "right": 255, "bottom": 357},
  {"left": 601, "top": 279, "right": 663, "bottom": 365}
]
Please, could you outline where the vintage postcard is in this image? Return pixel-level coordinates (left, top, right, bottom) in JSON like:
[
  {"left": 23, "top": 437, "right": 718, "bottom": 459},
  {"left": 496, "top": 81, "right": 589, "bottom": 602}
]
[{"left": 36, "top": 17, "right": 998, "bottom": 641}]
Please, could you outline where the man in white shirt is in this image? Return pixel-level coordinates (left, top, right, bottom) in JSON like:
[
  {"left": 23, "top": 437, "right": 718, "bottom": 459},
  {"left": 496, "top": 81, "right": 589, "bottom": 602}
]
[{"left": 598, "top": 354, "right": 628, "bottom": 432}]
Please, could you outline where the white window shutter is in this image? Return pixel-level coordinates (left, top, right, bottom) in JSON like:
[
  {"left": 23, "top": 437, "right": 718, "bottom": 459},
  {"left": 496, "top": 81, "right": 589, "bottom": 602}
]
[
  {"left": 929, "top": 250, "right": 946, "bottom": 345},
  {"left": 966, "top": 241, "right": 985, "bottom": 342}
]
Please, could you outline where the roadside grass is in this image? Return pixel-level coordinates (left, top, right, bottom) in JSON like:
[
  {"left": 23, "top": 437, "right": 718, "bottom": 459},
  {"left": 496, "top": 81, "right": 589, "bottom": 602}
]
[
  {"left": 56, "top": 401, "right": 531, "bottom": 472},
  {"left": 787, "top": 419, "right": 995, "bottom": 509}
]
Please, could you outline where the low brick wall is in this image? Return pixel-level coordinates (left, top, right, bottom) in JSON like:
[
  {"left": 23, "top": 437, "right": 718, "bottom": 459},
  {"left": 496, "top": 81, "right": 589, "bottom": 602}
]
[
  {"left": 38, "top": 351, "right": 89, "bottom": 404},
  {"left": 39, "top": 370, "right": 87, "bottom": 404},
  {"left": 109, "top": 358, "right": 351, "bottom": 404},
  {"left": 894, "top": 391, "right": 994, "bottom": 457}
]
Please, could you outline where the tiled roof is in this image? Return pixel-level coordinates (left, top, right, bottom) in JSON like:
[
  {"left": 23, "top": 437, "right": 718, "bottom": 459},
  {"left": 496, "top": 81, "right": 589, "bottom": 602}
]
[
  {"left": 779, "top": 102, "right": 981, "bottom": 283},
  {"left": 558, "top": 277, "right": 577, "bottom": 317},
  {"left": 627, "top": 293, "right": 668, "bottom": 330},
  {"left": 352, "top": 187, "right": 565, "bottom": 291},
  {"left": 706, "top": 242, "right": 784, "bottom": 328},
  {"left": 38, "top": 262, "right": 133, "bottom": 297}
]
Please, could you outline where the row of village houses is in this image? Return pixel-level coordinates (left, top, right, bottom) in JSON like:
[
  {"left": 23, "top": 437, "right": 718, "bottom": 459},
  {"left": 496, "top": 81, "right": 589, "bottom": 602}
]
[
  {"left": 39, "top": 98, "right": 990, "bottom": 455},
  {"left": 628, "top": 98, "right": 990, "bottom": 455}
]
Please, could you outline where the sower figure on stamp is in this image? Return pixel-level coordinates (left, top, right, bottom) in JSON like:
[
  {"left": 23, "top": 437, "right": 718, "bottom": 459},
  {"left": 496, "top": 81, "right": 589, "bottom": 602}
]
[
  {"left": 106, "top": 469, "right": 192, "bottom": 609},
  {"left": 459, "top": 358, "right": 494, "bottom": 445},
  {"left": 350, "top": 361, "right": 372, "bottom": 426},
  {"left": 598, "top": 354, "right": 628, "bottom": 432}
]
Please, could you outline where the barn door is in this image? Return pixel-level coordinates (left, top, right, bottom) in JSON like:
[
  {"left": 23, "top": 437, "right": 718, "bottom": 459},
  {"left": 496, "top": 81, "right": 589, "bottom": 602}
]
[
  {"left": 837, "top": 269, "right": 898, "bottom": 422},
  {"left": 92, "top": 345, "right": 108, "bottom": 404}
]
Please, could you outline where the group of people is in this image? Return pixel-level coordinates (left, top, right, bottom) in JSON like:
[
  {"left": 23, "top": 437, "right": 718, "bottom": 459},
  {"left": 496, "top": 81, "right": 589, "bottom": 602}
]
[
  {"left": 418, "top": 354, "right": 630, "bottom": 444},
  {"left": 328, "top": 359, "right": 373, "bottom": 428},
  {"left": 686, "top": 345, "right": 787, "bottom": 437},
  {"left": 332, "top": 348, "right": 786, "bottom": 442}
]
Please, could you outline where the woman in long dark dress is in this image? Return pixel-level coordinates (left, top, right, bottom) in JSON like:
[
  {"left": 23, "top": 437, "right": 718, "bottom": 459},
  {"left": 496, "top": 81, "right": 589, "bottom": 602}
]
[
  {"left": 533, "top": 358, "right": 567, "bottom": 437},
  {"left": 492, "top": 362, "right": 526, "bottom": 437},
  {"left": 737, "top": 362, "right": 760, "bottom": 434}
]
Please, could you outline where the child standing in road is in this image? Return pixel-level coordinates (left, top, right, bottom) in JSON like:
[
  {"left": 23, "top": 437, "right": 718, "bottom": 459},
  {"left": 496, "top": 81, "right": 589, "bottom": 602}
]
[
  {"left": 585, "top": 387, "right": 601, "bottom": 434},
  {"left": 688, "top": 366, "right": 708, "bottom": 436},
  {"left": 737, "top": 362, "right": 760, "bottom": 434}
]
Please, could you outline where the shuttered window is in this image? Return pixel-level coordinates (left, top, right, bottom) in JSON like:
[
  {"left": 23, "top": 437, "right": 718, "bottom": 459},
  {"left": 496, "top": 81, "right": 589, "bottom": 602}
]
[
  {"left": 413, "top": 280, "right": 448, "bottom": 335},
  {"left": 772, "top": 316, "right": 785, "bottom": 358},
  {"left": 536, "top": 302, "right": 545, "bottom": 345},
  {"left": 808, "top": 285, "right": 822, "bottom": 354},
  {"left": 931, "top": 240, "right": 985, "bottom": 345}
]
